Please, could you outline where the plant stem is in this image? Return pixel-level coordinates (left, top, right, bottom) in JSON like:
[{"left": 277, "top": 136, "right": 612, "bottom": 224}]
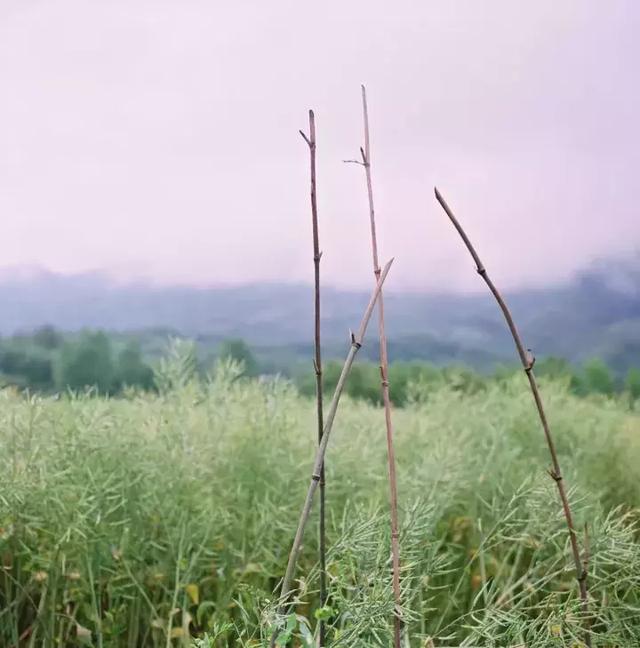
[
  {"left": 434, "top": 186, "right": 591, "bottom": 647},
  {"left": 359, "top": 84, "right": 402, "bottom": 648},
  {"left": 270, "top": 258, "right": 394, "bottom": 647},
  {"left": 299, "top": 108, "right": 327, "bottom": 646}
]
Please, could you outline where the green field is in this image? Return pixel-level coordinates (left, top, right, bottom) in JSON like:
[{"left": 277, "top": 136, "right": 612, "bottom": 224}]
[{"left": 1, "top": 353, "right": 639, "bottom": 647}]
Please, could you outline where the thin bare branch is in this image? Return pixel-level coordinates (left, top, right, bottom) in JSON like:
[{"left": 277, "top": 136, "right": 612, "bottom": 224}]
[
  {"left": 270, "top": 258, "right": 394, "bottom": 647},
  {"left": 433, "top": 186, "right": 592, "bottom": 648},
  {"left": 299, "top": 129, "right": 312, "bottom": 148},
  {"left": 300, "top": 108, "right": 327, "bottom": 645},
  {"left": 359, "top": 84, "right": 402, "bottom": 648}
]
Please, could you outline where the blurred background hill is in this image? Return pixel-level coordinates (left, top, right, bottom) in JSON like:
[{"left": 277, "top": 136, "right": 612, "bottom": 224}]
[{"left": 0, "top": 254, "right": 638, "bottom": 394}]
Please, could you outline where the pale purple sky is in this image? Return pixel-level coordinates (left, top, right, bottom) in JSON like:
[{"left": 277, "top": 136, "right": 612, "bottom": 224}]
[{"left": 1, "top": 1, "right": 638, "bottom": 292}]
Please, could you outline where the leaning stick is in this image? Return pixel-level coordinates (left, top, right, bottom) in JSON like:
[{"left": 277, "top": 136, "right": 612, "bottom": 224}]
[
  {"left": 434, "top": 187, "right": 591, "bottom": 647},
  {"left": 270, "top": 259, "right": 394, "bottom": 647},
  {"left": 359, "top": 85, "right": 402, "bottom": 648},
  {"left": 299, "top": 109, "right": 327, "bottom": 645}
]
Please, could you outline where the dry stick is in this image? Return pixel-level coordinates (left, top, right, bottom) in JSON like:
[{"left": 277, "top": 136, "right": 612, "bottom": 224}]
[
  {"left": 359, "top": 85, "right": 402, "bottom": 648},
  {"left": 299, "top": 109, "right": 327, "bottom": 646},
  {"left": 270, "top": 258, "right": 394, "bottom": 647},
  {"left": 433, "top": 187, "right": 592, "bottom": 648}
]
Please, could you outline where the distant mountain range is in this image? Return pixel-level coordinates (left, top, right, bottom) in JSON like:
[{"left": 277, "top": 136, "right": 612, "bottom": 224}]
[{"left": 0, "top": 257, "right": 639, "bottom": 372}]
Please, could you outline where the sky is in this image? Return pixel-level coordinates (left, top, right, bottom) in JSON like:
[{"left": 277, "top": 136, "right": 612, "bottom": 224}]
[{"left": 0, "top": 0, "right": 638, "bottom": 292}]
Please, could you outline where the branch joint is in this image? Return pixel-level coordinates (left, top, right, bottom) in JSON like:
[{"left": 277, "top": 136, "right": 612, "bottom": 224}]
[
  {"left": 547, "top": 469, "right": 563, "bottom": 483},
  {"left": 298, "top": 130, "right": 312, "bottom": 148},
  {"left": 312, "top": 360, "right": 322, "bottom": 377}
]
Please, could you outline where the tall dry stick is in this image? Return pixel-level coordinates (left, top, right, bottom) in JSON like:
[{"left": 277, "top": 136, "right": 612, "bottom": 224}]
[
  {"left": 299, "top": 109, "right": 327, "bottom": 645},
  {"left": 434, "top": 187, "right": 591, "bottom": 647},
  {"left": 359, "top": 85, "right": 402, "bottom": 648},
  {"left": 270, "top": 258, "right": 394, "bottom": 647}
]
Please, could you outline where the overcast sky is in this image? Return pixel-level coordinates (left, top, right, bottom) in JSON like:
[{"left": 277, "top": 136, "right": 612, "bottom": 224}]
[{"left": 0, "top": 1, "right": 638, "bottom": 292}]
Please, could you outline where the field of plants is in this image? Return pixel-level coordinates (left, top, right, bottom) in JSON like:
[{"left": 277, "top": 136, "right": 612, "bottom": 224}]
[{"left": 0, "top": 349, "right": 639, "bottom": 647}]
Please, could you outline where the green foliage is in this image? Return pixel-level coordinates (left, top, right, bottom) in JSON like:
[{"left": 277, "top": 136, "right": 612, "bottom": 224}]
[
  {"left": 2, "top": 325, "right": 640, "bottom": 409},
  {"left": 154, "top": 338, "right": 199, "bottom": 392},
  {"left": 218, "top": 338, "right": 258, "bottom": 376},
  {"left": 299, "top": 360, "right": 485, "bottom": 407},
  {"left": 0, "top": 363, "right": 639, "bottom": 646},
  {"left": 0, "top": 328, "right": 156, "bottom": 394},
  {"left": 625, "top": 367, "right": 640, "bottom": 404},
  {"left": 57, "top": 330, "right": 115, "bottom": 392},
  {"left": 32, "top": 324, "right": 63, "bottom": 350},
  {"left": 573, "top": 358, "right": 616, "bottom": 396},
  {"left": 0, "top": 347, "right": 53, "bottom": 388},
  {"left": 114, "top": 342, "right": 155, "bottom": 391},
  {"left": 534, "top": 355, "right": 574, "bottom": 379}
]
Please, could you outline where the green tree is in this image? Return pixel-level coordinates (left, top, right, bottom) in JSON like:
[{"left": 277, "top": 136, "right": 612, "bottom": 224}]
[
  {"left": 577, "top": 358, "right": 615, "bottom": 396},
  {"left": 625, "top": 367, "right": 640, "bottom": 408},
  {"left": 0, "top": 347, "right": 53, "bottom": 389},
  {"left": 218, "top": 339, "right": 258, "bottom": 376},
  {"left": 33, "top": 325, "right": 63, "bottom": 350},
  {"left": 535, "top": 356, "right": 573, "bottom": 380},
  {"left": 57, "top": 331, "right": 115, "bottom": 392},
  {"left": 114, "top": 343, "right": 154, "bottom": 391}
]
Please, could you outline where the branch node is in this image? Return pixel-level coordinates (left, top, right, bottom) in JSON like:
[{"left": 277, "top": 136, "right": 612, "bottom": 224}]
[
  {"left": 298, "top": 130, "right": 312, "bottom": 147},
  {"left": 526, "top": 348, "right": 536, "bottom": 370},
  {"left": 547, "top": 469, "right": 563, "bottom": 483}
]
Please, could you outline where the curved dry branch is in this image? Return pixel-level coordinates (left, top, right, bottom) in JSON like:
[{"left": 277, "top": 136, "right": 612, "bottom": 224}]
[{"left": 434, "top": 186, "right": 591, "bottom": 647}]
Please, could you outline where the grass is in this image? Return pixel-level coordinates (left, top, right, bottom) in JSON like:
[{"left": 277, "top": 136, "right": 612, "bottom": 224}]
[{"left": 0, "top": 350, "right": 639, "bottom": 646}]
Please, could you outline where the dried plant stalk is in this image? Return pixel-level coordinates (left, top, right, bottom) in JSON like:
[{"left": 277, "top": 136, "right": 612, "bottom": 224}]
[
  {"left": 359, "top": 84, "right": 402, "bottom": 648},
  {"left": 299, "top": 109, "right": 327, "bottom": 645},
  {"left": 434, "top": 186, "right": 591, "bottom": 647},
  {"left": 270, "top": 258, "right": 394, "bottom": 647}
]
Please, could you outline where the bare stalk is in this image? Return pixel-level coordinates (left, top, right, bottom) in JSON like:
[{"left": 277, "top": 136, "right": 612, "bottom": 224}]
[
  {"left": 299, "top": 109, "right": 327, "bottom": 645},
  {"left": 433, "top": 187, "right": 591, "bottom": 647},
  {"left": 358, "top": 84, "right": 402, "bottom": 648},
  {"left": 270, "top": 258, "right": 394, "bottom": 647}
]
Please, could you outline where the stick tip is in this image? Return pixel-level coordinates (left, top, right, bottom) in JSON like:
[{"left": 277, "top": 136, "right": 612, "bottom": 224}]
[{"left": 381, "top": 257, "right": 395, "bottom": 274}]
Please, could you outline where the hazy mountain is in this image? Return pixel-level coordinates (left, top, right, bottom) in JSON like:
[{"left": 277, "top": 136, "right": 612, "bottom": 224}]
[{"left": 0, "top": 256, "right": 638, "bottom": 372}]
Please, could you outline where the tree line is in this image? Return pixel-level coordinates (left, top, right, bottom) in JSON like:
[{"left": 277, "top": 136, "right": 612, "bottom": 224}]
[
  {"left": 0, "top": 326, "right": 154, "bottom": 393},
  {"left": 1, "top": 327, "right": 639, "bottom": 405}
]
